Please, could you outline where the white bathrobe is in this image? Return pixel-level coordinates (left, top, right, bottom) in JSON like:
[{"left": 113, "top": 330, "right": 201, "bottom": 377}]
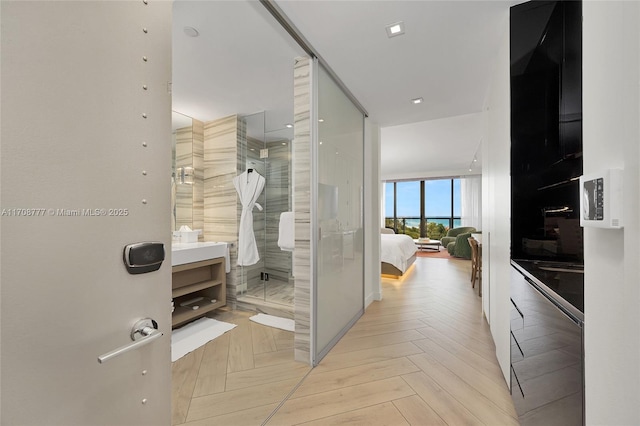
[{"left": 233, "top": 170, "right": 265, "bottom": 266}]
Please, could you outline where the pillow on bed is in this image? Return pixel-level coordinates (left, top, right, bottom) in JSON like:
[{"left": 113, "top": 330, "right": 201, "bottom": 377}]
[{"left": 381, "top": 228, "right": 395, "bottom": 234}]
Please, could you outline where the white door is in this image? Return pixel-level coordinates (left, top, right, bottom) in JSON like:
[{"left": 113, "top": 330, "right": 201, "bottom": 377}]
[{"left": 1, "top": 1, "right": 172, "bottom": 424}]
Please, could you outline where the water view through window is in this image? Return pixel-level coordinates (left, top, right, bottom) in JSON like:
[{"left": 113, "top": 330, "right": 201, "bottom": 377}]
[{"left": 385, "top": 178, "right": 461, "bottom": 240}]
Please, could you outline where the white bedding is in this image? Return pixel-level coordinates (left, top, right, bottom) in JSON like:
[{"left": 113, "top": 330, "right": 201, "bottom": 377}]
[{"left": 381, "top": 234, "right": 417, "bottom": 273}]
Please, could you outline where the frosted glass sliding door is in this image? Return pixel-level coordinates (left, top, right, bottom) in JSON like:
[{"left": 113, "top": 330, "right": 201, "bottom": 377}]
[{"left": 314, "top": 64, "right": 364, "bottom": 362}]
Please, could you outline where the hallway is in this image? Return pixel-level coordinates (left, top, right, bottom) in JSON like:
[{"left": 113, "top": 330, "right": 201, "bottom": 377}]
[{"left": 173, "top": 256, "right": 517, "bottom": 425}]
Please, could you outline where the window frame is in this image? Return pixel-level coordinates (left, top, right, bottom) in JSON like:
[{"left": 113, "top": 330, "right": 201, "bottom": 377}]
[{"left": 385, "top": 178, "right": 461, "bottom": 238}]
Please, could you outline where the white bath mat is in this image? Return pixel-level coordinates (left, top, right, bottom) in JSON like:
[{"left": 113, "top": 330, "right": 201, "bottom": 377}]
[
  {"left": 171, "top": 317, "right": 236, "bottom": 362},
  {"left": 249, "top": 313, "right": 295, "bottom": 332}
]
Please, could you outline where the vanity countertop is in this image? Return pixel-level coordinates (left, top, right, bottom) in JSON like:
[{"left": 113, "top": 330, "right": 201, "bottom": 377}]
[{"left": 172, "top": 241, "right": 227, "bottom": 266}]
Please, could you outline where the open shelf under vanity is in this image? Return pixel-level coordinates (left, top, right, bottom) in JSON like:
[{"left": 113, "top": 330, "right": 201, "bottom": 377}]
[{"left": 172, "top": 257, "right": 226, "bottom": 328}]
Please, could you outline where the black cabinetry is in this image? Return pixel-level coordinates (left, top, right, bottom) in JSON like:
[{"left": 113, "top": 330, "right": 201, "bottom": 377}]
[
  {"left": 510, "top": 265, "right": 583, "bottom": 425},
  {"left": 511, "top": 0, "right": 583, "bottom": 263},
  {"left": 510, "top": 2, "right": 585, "bottom": 423}
]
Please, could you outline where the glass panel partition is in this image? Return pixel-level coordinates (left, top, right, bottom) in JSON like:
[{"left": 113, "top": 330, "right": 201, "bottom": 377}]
[
  {"left": 237, "top": 111, "right": 294, "bottom": 308},
  {"left": 263, "top": 131, "right": 293, "bottom": 306},
  {"left": 238, "top": 112, "right": 267, "bottom": 302},
  {"left": 315, "top": 64, "right": 364, "bottom": 361}
]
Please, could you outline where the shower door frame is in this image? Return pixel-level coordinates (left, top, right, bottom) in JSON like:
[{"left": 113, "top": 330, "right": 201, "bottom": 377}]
[{"left": 238, "top": 112, "right": 294, "bottom": 309}]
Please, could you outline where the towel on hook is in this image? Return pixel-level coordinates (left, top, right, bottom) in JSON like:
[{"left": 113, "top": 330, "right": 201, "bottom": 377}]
[{"left": 278, "top": 212, "right": 295, "bottom": 251}]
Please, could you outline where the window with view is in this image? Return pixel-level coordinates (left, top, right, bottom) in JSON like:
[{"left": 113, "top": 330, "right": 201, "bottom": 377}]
[{"left": 385, "top": 178, "right": 461, "bottom": 241}]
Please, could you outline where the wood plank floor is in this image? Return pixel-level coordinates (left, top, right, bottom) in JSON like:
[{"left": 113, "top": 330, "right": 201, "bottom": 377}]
[
  {"left": 172, "top": 257, "right": 518, "bottom": 425},
  {"left": 171, "top": 309, "right": 310, "bottom": 426}
]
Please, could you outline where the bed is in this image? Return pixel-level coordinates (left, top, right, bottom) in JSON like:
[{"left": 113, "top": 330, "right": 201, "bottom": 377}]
[{"left": 381, "top": 233, "right": 417, "bottom": 277}]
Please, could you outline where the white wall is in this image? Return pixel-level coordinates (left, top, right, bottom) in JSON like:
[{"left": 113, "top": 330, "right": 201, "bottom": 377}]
[
  {"left": 482, "top": 15, "right": 511, "bottom": 384},
  {"left": 365, "top": 118, "right": 382, "bottom": 306},
  {"left": 582, "top": 3, "right": 640, "bottom": 424}
]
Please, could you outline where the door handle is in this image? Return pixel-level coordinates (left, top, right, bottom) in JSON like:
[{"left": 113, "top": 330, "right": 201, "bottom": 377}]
[{"left": 98, "top": 318, "right": 163, "bottom": 364}]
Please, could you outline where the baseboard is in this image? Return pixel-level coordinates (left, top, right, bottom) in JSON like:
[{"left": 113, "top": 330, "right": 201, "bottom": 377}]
[{"left": 365, "top": 291, "right": 382, "bottom": 308}]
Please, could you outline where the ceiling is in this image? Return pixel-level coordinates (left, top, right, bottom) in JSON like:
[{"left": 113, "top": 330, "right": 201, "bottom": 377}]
[
  {"left": 172, "top": 0, "right": 520, "bottom": 178},
  {"left": 381, "top": 112, "right": 483, "bottom": 181},
  {"left": 172, "top": 1, "right": 305, "bottom": 139}
]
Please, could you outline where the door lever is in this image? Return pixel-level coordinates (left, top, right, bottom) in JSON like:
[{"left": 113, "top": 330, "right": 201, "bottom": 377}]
[{"left": 98, "top": 318, "right": 163, "bottom": 364}]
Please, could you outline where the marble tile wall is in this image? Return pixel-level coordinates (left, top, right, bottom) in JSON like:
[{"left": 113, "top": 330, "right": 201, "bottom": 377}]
[
  {"left": 204, "top": 114, "right": 243, "bottom": 308},
  {"left": 293, "top": 56, "right": 312, "bottom": 364}
]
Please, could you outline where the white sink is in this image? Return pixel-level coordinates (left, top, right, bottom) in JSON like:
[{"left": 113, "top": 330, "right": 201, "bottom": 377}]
[{"left": 171, "top": 241, "right": 227, "bottom": 266}]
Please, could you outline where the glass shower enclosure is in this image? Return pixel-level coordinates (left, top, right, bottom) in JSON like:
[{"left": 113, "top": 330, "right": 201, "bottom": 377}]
[{"left": 237, "top": 111, "right": 294, "bottom": 309}]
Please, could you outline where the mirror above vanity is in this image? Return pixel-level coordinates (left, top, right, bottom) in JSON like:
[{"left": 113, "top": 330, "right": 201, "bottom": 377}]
[{"left": 172, "top": 111, "right": 204, "bottom": 236}]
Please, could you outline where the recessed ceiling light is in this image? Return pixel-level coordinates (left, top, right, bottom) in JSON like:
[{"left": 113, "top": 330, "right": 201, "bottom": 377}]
[
  {"left": 411, "top": 97, "right": 423, "bottom": 104},
  {"left": 282, "top": 142, "right": 286, "bottom": 145},
  {"left": 319, "top": 141, "right": 323, "bottom": 145},
  {"left": 285, "top": 123, "right": 293, "bottom": 128},
  {"left": 318, "top": 118, "right": 324, "bottom": 123},
  {"left": 385, "top": 21, "right": 405, "bottom": 38},
  {"left": 183, "top": 26, "right": 199, "bottom": 37}
]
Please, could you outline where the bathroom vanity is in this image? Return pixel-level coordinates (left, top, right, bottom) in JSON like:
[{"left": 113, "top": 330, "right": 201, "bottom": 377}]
[{"left": 171, "top": 242, "right": 227, "bottom": 328}]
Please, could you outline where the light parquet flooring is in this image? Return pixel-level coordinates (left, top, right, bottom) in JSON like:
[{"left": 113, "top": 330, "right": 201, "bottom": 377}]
[
  {"left": 171, "top": 309, "right": 311, "bottom": 425},
  {"left": 172, "top": 257, "right": 518, "bottom": 425}
]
